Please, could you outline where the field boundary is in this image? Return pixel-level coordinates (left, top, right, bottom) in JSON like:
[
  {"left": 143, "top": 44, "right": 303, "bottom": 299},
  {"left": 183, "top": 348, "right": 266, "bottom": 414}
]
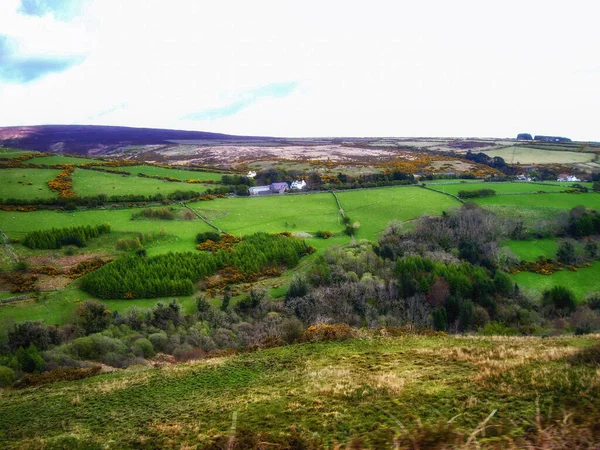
[
  {"left": 0, "top": 228, "right": 18, "bottom": 263},
  {"left": 181, "top": 203, "right": 227, "bottom": 234},
  {"left": 419, "top": 185, "right": 465, "bottom": 204}
]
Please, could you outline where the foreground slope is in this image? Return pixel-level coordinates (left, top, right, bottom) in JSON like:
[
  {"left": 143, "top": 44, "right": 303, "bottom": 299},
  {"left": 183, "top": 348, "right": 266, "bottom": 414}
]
[{"left": 1, "top": 334, "right": 600, "bottom": 449}]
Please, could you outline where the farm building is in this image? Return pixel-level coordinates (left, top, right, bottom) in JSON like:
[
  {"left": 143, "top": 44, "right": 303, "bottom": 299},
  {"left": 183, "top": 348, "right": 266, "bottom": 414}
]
[
  {"left": 247, "top": 171, "right": 257, "bottom": 178},
  {"left": 249, "top": 186, "right": 271, "bottom": 196},
  {"left": 290, "top": 180, "right": 306, "bottom": 190},
  {"left": 270, "top": 182, "right": 289, "bottom": 194},
  {"left": 557, "top": 174, "right": 580, "bottom": 182}
]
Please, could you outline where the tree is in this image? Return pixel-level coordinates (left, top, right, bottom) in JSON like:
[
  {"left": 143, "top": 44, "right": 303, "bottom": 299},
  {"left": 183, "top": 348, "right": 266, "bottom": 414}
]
[
  {"left": 76, "top": 300, "right": 111, "bottom": 334},
  {"left": 542, "top": 286, "right": 576, "bottom": 316},
  {"left": 556, "top": 240, "right": 576, "bottom": 265}
]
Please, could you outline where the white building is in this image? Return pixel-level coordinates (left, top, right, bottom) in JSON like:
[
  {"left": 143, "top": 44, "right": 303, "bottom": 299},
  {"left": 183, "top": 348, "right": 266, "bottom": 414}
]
[
  {"left": 247, "top": 171, "right": 257, "bottom": 178},
  {"left": 249, "top": 186, "right": 271, "bottom": 196},
  {"left": 291, "top": 180, "right": 306, "bottom": 190}
]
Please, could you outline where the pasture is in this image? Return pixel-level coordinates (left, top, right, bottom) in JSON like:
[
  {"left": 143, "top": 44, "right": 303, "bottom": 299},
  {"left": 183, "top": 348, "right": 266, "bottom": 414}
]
[
  {"left": 475, "top": 192, "right": 600, "bottom": 211},
  {"left": 505, "top": 239, "right": 558, "bottom": 261},
  {"left": 189, "top": 192, "right": 343, "bottom": 235},
  {"left": 0, "top": 168, "right": 60, "bottom": 200},
  {"left": 116, "top": 165, "right": 223, "bottom": 182},
  {"left": 433, "top": 182, "right": 567, "bottom": 196},
  {"left": 0, "top": 148, "right": 38, "bottom": 159},
  {"left": 482, "top": 147, "right": 595, "bottom": 165},
  {"left": 1, "top": 334, "right": 599, "bottom": 448},
  {"left": 27, "top": 155, "right": 101, "bottom": 165},
  {"left": 336, "top": 186, "right": 460, "bottom": 238},
  {"left": 512, "top": 262, "right": 600, "bottom": 301},
  {"left": 71, "top": 169, "right": 210, "bottom": 197}
]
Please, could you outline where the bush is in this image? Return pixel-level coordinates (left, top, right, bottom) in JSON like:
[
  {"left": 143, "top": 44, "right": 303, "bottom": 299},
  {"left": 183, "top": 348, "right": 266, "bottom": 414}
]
[
  {"left": 16, "top": 344, "right": 45, "bottom": 373},
  {"left": 148, "top": 333, "right": 168, "bottom": 352},
  {"left": 0, "top": 366, "right": 15, "bottom": 387},
  {"left": 76, "top": 300, "right": 111, "bottom": 334},
  {"left": 482, "top": 321, "right": 518, "bottom": 336},
  {"left": 133, "top": 338, "right": 155, "bottom": 358},
  {"left": 196, "top": 231, "right": 221, "bottom": 244},
  {"left": 543, "top": 286, "right": 577, "bottom": 316},
  {"left": 8, "top": 321, "right": 60, "bottom": 352},
  {"left": 115, "top": 237, "right": 142, "bottom": 251}
]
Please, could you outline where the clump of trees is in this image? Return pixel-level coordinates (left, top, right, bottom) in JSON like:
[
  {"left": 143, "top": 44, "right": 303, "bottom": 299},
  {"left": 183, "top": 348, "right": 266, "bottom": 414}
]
[
  {"left": 22, "top": 224, "right": 111, "bottom": 249},
  {"left": 131, "top": 207, "right": 176, "bottom": 220},
  {"left": 81, "top": 232, "right": 312, "bottom": 299},
  {"left": 458, "top": 189, "right": 496, "bottom": 199}
]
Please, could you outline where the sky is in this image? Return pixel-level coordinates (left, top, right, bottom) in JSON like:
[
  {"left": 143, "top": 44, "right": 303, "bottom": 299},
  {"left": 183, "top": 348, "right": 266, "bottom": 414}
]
[{"left": 0, "top": 0, "right": 599, "bottom": 140}]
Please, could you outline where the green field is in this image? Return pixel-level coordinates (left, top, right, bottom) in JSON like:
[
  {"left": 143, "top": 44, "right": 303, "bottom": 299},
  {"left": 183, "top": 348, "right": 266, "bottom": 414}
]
[
  {"left": 512, "top": 261, "right": 600, "bottom": 300},
  {"left": 27, "top": 155, "right": 102, "bottom": 165},
  {"left": 505, "top": 239, "right": 558, "bottom": 261},
  {"left": 71, "top": 169, "right": 210, "bottom": 197},
  {"left": 421, "top": 179, "right": 481, "bottom": 185},
  {"left": 1, "top": 334, "right": 598, "bottom": 448},
  {"left": 0, "top": 168, "right": 60, "bottom": 200},
  {"left": 475, "top": 192, "right": 600, "bottom": 211},
  {"left": 190, "top": 192, "right": 343, "bottom": 235},
  {"left": 0, "top": 148, "right": 39, "bottom": 159},
  {"left": 433, "top": 182, "right": 567, "bottom": 196},
  {"left": 118, "top": 165, "right": 225, "bottom": 181},
  {"left": 482, "top": 147, "right": 596, "bottom": 164},
  {"left": 336, "top": 187, "right": 460, "bottom": 238}
]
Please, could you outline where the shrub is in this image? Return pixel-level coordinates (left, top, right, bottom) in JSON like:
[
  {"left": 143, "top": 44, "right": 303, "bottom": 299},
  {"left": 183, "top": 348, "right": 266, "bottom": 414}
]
[
  {"left": 482, "top": 321, "right": 518, "bottom": 336},
  {"left": 76, "top": 300, "right": 111, "bottom": 334},
  {"left": 148, "top": 333, "right": 168, "bottom": 352},
  {"left": 0, "top": 366, "right": 15, "bottom": 387},
  {"left": 543, "top": 286, "right": 577, "bottom": 316},
  {"left": 556, "top": 240, "right": 577, "bottom": 265},
  {"left": 302, "top": 323, "right": 357, "bottom": 342},
  {"left": 432, "top": 307, "right": 447, "bottom": 331},
  {"left": 115, "top": 237, "right": 142, "bottom": 251},
  {"left": 8, "top": 321, "right": 60, "bottom": 352},
  {"left": 133, "top": 338, "right": 155, "bottom": 358},
  {"left": 16, "top": 344, "right": 45, "bottom": 373},
  {"left": 13, "top": 366, "right": 101, "bottom": 388},
  {"left": 287, "top": 274, "right": 309, "bottom": 300},
  {"left": 196, "top": 231, "right": 221, "bottom": 244}
]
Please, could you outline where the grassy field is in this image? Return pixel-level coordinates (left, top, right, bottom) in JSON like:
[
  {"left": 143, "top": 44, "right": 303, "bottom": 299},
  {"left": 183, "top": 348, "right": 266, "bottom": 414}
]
[
  {"left": 189, "top": 192, "right": 343, "bottom": 235},
  {"left": 513, "top": 261, "right": 600, "bottom": 300},
  {"left": 432, "top": 182, "right": 567, "bottom": 196},
  {"left": 0, "top": 168, "right": 61, "bottom": 200},
  {"left": 71, "top": 169, "right": 210, "bottom": 197},
  {"left": 482, "top": 147, "right": 596, "bottom": 164},
  {"left": 117, "top": 165, "right": 224, "bottom": 181},
  {"left": 336, "top": 187, "right": 460, "bottom": 238},
  {"left": 475, "top": 192, "right": 600, "bottom": 211},
  {"left": 1, "top": 334, "right": 599, "bottom": 448},
  {"left": 505, "top": 239, "right": 558, "bottom": 261},
  {"left": 27, "top": 155, "right": 101, "bottom": 165},
  {"left": 0, "top": 148, "right": 39, "bottom": 159}
]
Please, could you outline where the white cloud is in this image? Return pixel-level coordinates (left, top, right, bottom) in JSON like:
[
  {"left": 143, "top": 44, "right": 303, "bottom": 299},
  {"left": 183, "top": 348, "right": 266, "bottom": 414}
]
[{"left": 0, "top": 0, "right": 599, "bottom": 140}]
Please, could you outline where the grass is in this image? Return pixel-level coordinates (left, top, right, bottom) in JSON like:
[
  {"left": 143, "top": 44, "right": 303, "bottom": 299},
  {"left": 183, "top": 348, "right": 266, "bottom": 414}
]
[
  {"left": 116, "top": 165, "right": 224, "bottom": 182},
  {"left": 0, "top": 168, "right": 61, "bottom": 200},
  {"left": 512, "top": 261, "right": 600, "bottom": 300},
  {"left": 336, "top": 186, "right": 460, "bottom": 239},
  {"left": 475, "top": 192, "right": 600, "bottom": 211},
  {"left": 71, "top": 169, "right": 210, "bottom": 197},
  {"left": 0, "top": 148, "right": 39, "bottom": 159},
  {"left": 27, "top": 155, "right": 101, "bottom": 165},
  {"left": 482, "top": 147, "right": 596, "bottom": 164},
  {"left": 505, "top": 239, "right": 558, "bottom": 261},
  {"left": 432, "top": 182, "right": 567, "bottom": 196},
  {"left": 0, "top": 334, "right": 599, "bottom": 448},
  {"left": 189, "top": 192, "right": 343, "bottom": 235}
]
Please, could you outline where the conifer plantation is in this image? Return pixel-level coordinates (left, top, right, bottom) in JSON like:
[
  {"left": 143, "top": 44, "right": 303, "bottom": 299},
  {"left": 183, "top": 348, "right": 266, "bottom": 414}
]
[
  {"left": 80, "top": 232, "right": 312, "bottom": 299},
  {"left": 22, "top": 224, "right": 111, "bottom": 249}
]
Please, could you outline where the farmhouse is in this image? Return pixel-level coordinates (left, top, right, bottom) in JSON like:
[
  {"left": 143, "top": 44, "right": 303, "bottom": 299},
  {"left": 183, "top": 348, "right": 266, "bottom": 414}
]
[
  {"left": 247, "top": 171, "right": 256, "bottom": 178},
  {"left": 249, "top": 186, "right": 271, "bottom": 196},
  {"left": 270, "top": 182, "right": 289, "bottom": 194},
  {"left": 290, "top": 180, "right": 306, "bottom": 190},
  {"left": 557, "top": 174, "right": 580, "bottom": 182}
]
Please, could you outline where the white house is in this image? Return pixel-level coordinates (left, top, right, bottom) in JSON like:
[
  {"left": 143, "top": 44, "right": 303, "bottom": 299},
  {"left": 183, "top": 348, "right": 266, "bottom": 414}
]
[
  {"left": 557, "top": 174, "right": 580, "bottom": 182},
  {"left": 247, "top": 171, "right": 257, "bottom": 178},
  {"left": 291, "top": 180, "right": 306, "bottom": 190}
]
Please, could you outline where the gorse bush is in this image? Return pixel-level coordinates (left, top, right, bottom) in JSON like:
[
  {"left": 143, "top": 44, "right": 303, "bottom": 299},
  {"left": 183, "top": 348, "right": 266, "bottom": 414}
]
[{"left": 22, "top": 224, "right": 110, "bottom": 249}]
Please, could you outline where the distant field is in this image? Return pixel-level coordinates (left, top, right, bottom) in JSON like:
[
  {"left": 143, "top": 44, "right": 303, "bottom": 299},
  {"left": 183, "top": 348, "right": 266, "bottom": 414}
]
[
  {"left": 27, "top": 155, "right": 102, "bottom": 165},
  {"left": 189, "top": 192, "right": 342, "bottom": 235},
  {"left": 337, "top": 186, "right": 460, "bottom": 238},
  {"left": 421, "top": 179, "right": 481, "bottom": 185},
  {"left": 482, "top": 147, "right": 595, "bottom": 164},
  {"left": 0, "top": 148, "right": 39, "bottom": 158},
  {"left": 118, "top": 165, "right": 223, "bottom": 181},
  {"left": 476, "top": 192, "right": 600, "bottom": 211},
  {"left": 505, "top": 239, "right": 558, "bottom": 261},
  {"left": 435, "top": 182, "right": 567, "bottom": 196},
  {"left": 72, "top": 169, "right": 210, "bottom": 197},
  {"left": 0, "top": 168, "right": 60, "bottom": 200},
  {"left": 512, "top": 261, "right": 600, "bottom": 300},
  {"left": 0, "top": 206, "right": 214, "bottom": 256}
]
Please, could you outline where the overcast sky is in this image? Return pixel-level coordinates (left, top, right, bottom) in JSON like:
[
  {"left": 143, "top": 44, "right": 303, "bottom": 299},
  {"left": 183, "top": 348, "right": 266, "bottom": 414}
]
[{"left": 0, "top": 0, "right": 598, "bottom": 140}]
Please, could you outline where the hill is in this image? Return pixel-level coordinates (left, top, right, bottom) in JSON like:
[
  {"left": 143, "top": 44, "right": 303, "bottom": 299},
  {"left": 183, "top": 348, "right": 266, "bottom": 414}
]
[{"left": 0, "top": 125, "right": 272, "bottom": 155}]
